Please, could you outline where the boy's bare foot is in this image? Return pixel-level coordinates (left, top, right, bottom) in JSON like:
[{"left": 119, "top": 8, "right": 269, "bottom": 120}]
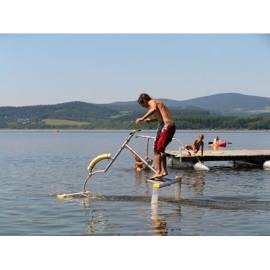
[
  {"left": 150, "top": 174, "right": 163, "bottom": 180},
  {"left": 161, "top": 171, "right": 168, "bottom": 177}
]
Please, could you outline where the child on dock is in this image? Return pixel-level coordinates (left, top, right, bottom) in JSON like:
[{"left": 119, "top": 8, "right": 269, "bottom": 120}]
[{"left": 185, "top": 134, "right": 204, "bottom": 156}]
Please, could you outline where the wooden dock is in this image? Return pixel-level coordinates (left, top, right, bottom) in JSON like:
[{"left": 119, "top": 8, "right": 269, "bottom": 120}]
[{"left": 166, "top": 149, "right": 270, "bottom": 167}]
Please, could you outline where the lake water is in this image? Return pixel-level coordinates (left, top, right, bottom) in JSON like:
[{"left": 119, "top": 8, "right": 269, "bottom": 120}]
[{"left": 0, "top": 129, "right": 270, "bottom": 236}]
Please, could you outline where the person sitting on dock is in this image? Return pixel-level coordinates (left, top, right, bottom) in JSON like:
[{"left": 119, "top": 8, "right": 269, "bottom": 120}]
[
  {"left": 185, "top": 134, "right": 204, "bottom": 156},
  {"left": 135, "top": 93, "right": 176, "bottom": 180}
]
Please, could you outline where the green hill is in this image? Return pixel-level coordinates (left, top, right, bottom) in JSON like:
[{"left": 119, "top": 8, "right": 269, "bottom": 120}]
[
  {"left": 1, "top": 94, "right": 270, "bottom": 129},
  {"left": 104, "top": 93, "right": 270, "bottom": 115}
]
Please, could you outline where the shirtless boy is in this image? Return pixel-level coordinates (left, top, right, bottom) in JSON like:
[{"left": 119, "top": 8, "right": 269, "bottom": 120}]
[
  {"left": 135, "top": 93, "right": 176, "bottom": 179},
  {"left": 185, "top": 134, "right": 204, "bottom": 156}
]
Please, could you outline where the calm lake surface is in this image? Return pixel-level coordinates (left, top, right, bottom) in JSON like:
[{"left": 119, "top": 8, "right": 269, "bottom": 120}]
[{"left": 0, "top": 129, "right": 270, "bottom": 236}]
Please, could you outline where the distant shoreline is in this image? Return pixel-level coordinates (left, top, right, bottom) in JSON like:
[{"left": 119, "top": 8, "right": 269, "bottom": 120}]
[{"left": 0, "top": 128, "right": 269, "bottom": 133}]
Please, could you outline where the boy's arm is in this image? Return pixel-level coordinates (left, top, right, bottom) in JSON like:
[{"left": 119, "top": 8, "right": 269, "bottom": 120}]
[
  {"left": 136, "top": 101, "right": 157, "bottom": 124},
  {"left": 201, "top": 142, "right": 204, "bottom": 156},
  {"left": 141, "top": 102, "right": 157, "bottom": 120}
]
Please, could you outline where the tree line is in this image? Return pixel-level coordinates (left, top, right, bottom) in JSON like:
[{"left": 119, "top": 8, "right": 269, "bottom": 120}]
[{"left": 1, "top": 113, "right": 270, "bottom": 129}]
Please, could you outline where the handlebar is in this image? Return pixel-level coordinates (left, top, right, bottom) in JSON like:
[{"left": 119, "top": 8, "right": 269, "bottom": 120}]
[{"left": 129, "top": 129, "right": 141, "bottom": 135}]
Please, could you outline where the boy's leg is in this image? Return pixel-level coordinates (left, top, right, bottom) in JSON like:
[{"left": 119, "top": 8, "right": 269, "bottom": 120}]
[
  {"left": 151, "top": 152, "right": 162, "bottom": 178},
  {"left": 161, "top": 152, "right": 168, "bottom": 176},
  {"left": 185, "top": 144, "right": 192, "bottom": 150},
  {"left": 155, "top": 152, "right": 162, "bottom": 174},
  {"left": 185, "top": 145, "right": 193, "bottom": 156},
  {"left": 151, "top": 133, "right": 163, "bottom": 179}
]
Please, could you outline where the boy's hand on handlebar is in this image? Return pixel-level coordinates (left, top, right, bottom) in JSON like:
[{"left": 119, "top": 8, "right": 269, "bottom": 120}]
[
  {"left": 144, "top": 118, "right": 152, "bottom": 123},
  {"left": 135, "top": 118, "right": 144, "bottom": 125}
]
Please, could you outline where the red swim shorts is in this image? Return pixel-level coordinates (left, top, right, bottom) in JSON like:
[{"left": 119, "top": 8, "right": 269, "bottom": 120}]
[{"left": 154, "top": 122, "right": 176, "bottom": 154}]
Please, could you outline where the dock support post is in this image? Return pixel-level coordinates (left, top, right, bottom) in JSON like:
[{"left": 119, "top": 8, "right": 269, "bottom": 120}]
[
  {"left": 151, "top": 187, "right": 160, "bottom": 205},
  {"left": 150, "top": 176, "right": 182, "bottom": 205}
]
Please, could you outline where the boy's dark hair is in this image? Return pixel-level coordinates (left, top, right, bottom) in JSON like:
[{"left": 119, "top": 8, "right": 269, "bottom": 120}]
[{"left": 137, "top": 93, "right": 151, "bottom": 105}]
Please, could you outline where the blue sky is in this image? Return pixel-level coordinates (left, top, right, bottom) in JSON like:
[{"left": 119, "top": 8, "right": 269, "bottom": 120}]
[{"left": 0, "top": 34, "right": 270, "bottom": 106}]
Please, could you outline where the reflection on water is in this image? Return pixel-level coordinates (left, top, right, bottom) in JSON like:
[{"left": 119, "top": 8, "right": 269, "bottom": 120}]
[
  {"left": 134, "top": 170, "right": 151, "bottom": 196},
  {"left": 184, "top": 171, "right": 206, "bottom": 194},
  {"left": 151, "top": 203, "right": 168, "bottom": 236},
  {"left": 86, "top": 207, "right": 107, "bottom": 235}
]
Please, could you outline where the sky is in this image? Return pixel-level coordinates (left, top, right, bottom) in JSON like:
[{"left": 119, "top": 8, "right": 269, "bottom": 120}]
[{"left": 0, "top": 34, "right": 270, "bottom": 106}]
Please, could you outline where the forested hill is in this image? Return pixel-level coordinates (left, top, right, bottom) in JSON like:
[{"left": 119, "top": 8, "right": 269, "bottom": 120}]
[
  {"left": 1, "top": 93, "right": 270, "bottom": 129},
  {"left": 0, "top": 101, "right": 118, "bottom": 121},
  {"left": 104, "top": 93, "right": 270, "bottom": 115},
  {"left": 0, "top": 101, "right": 210, "bottom": 129}
]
